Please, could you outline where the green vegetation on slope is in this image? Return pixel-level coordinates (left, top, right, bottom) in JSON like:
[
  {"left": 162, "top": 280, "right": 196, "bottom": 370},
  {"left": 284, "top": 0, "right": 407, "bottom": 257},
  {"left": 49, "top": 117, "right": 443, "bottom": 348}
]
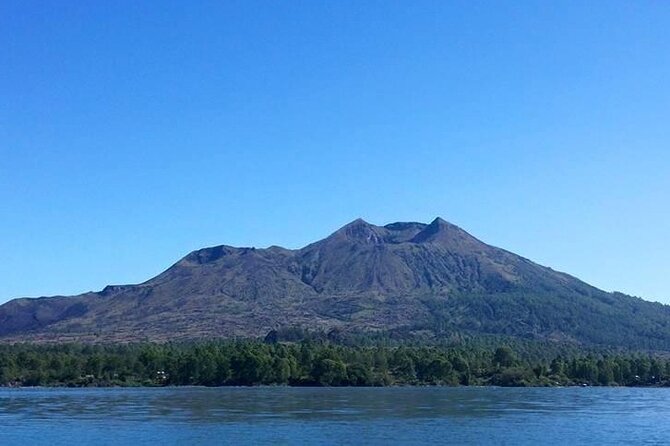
[
  {"left": 416, "top": 291, "right": 670, "bottom": 350},
  {"left": 1, "top": 340, "right": 669, "bottom": 388}
]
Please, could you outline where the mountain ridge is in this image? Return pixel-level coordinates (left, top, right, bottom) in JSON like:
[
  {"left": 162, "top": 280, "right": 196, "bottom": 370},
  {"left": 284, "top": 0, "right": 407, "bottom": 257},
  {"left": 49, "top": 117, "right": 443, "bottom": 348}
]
[{"left": 1, "top": 218, "right": 669, "bottom": 349}]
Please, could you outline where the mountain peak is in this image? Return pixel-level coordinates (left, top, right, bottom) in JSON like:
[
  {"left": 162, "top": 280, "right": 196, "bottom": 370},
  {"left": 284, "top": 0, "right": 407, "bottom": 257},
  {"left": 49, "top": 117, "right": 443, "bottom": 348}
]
[
  {"left": 411, "top": 217, "right": 471, "bottom": 244},
  {"left": 346, "top": 217, "right": 371, "bottom": 227},
  {"left": 334, "top": 218, "right": 383, "bottom": 243}
]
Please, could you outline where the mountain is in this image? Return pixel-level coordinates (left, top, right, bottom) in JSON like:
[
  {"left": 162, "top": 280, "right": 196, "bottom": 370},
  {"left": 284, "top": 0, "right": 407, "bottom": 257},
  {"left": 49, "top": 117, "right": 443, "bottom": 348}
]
[{"left": 1, "top": 218, "right": 669, "bottom": 349}]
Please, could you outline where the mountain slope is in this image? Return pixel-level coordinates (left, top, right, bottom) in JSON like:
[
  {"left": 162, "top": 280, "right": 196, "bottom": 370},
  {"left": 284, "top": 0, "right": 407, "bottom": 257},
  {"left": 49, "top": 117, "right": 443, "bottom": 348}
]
[{"left": 1, "top": 218, "right": 669, "bottom": 348}]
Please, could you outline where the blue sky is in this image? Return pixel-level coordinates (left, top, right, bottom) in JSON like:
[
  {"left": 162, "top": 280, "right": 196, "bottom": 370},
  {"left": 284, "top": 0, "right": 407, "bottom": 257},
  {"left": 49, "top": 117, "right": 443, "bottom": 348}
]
[{"left": 1, "top": 1, "right": 668, "bottom": 304}]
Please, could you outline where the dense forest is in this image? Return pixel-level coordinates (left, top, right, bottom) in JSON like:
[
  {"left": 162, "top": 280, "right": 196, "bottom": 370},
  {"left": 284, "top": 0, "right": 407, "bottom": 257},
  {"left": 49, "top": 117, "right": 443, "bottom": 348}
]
[{"left": 1, "top": 338, "right": 670, "bottom": 388}]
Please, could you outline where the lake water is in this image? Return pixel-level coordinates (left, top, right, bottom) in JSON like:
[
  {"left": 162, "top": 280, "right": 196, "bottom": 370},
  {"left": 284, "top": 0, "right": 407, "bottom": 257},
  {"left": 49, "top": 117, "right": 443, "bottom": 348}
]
[{"left": 1, "top": 387, "right": 669, "bottom": 445}]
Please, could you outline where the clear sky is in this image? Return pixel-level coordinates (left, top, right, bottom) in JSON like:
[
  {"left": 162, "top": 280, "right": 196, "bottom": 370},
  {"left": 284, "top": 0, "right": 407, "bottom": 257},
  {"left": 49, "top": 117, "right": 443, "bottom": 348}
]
[{"left": 1, "top": 1, "right": 669, "bottom": 305}]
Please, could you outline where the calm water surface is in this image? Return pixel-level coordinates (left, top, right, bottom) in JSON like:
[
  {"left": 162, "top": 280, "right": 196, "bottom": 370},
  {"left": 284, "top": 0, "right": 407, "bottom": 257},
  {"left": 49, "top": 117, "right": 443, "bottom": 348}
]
[{"left": 1, "top": 387, "right": 668, "bottom": 445}]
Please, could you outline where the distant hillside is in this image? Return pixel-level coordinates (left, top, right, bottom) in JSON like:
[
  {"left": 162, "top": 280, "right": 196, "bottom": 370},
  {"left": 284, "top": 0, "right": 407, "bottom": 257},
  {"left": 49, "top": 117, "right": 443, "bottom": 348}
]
[{"left": 1, "top": 218, "right": 669, "bottom": 349}]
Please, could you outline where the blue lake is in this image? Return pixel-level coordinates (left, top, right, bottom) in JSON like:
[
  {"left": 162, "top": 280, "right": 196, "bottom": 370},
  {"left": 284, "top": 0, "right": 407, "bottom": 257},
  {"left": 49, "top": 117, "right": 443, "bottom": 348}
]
[{"left": 1, "top": 387, "right": 669, "bottom": 445}]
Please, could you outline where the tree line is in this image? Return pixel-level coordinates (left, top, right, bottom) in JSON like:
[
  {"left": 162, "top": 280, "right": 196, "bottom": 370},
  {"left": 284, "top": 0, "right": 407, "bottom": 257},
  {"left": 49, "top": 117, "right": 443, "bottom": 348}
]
[{"left": 1, "top": 341, "right": 669, "bottom": 387}]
